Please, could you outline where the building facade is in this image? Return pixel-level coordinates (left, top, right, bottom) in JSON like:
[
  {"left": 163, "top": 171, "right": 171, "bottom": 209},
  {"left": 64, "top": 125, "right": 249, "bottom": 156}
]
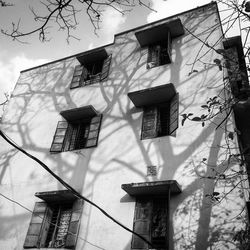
[{"left": 0, "top": 2, "right": 249, "bottom": 250}]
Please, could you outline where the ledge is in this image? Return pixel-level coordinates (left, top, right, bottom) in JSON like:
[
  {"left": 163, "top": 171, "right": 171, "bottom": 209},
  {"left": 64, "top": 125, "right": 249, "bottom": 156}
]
[
  {"left": 128, "top": 83, "right": 176, "bottom": 108},
  {"left": 121, "top": 180, "right": 181, "bottom": 196},
  {"left": 60, "top": 105, "right": 98, "bottom": 121},
  {"left": 135, "top": 18, "right": 184, "bottom": 47},
  {"left": 77, "top": 48, "right": 107, "bottom": 65},
  {"left": 35, "top": 190, "right": 77, "bottom": 203}
]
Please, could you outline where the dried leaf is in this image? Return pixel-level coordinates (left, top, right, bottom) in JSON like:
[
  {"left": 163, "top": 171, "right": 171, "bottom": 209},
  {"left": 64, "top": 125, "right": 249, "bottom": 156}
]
[
  {"left": 228, "top": 131, "right": 234, "bottom": 140},
  {"left": 213, "top": 192, "right": 220, "bottom": 196},
  {"left": 191, "top": 117, "right": 201, "bottom": 121},
  {"left": 201, "top": 105, "right": 208, "bottom": 109},
  {"left": 181, "top": 118, "right": 186, "bottom": 126}
]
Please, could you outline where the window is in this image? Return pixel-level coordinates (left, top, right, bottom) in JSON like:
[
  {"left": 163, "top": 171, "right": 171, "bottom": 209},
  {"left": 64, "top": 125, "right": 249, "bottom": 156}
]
[
  {"left": 23, "top": 190, "right": 83, "bottom": 249},
  {"left": 147, "top": 33, "right": 171, "bottom": 69},
  {"left": 141, "top": 94, "right": 178, "bottom": 139},
  {"left": 128, "top": 84, "right": 179, "bottom": 140},
  {"left": 135, "top": 18, "right": 184, "bottom": 69},
  {"left": 50, "top": 106, "right": 102, "bottom": 153},
  {"left": 121, "top": 180, "right": 181, "bottom": 250},
  {"left": 132, "top": 197, "right": 168, "bottom": 249},
  {"left": 70, "top": 48, "right": 112, "bottom": 89}
]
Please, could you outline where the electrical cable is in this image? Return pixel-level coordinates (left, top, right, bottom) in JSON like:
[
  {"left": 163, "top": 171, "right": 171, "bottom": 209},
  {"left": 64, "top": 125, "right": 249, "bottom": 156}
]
[{"left": 0, "top": 129, "right": 153, "bottom": 247}]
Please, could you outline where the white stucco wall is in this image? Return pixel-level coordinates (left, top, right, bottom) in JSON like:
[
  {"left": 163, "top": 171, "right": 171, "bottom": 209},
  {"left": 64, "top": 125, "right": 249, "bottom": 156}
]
[{"left": 0, "top": 3, "right": 246, "bottom": 250}]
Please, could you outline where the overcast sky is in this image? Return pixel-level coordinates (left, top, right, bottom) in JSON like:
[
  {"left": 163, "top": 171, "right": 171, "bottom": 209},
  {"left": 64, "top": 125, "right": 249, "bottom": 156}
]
[{"left": 0, "top": 0, "right": 244, "bottom": 103}]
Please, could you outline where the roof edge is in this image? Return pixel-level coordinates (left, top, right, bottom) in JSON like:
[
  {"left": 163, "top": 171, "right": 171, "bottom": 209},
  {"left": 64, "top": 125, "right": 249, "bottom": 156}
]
[{"left": 20, "top": 1, "right": 218, "bottom": 74}]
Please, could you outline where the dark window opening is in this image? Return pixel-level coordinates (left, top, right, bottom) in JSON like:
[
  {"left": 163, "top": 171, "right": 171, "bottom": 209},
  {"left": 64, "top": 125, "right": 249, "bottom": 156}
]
[
  {"left": 147, "top": 39, "right": 171, "bottom": 69},
  {"left": 132, "top": 196, "right": 168, "bottom": 249},
  {"left": 84, "top": 60, "right": 104, "bottom": 81},
  {"left": 158, "top": 102, "right": 170, "bottom": 136},
  {"left": 70, "top": 52, "right": 112, "bottom": 89},
  {"left": 67, "top": 119, "right": 91, "bottom": 151},
  {"left": 141, "top": 94, "right": 178, "bottom": 140}
]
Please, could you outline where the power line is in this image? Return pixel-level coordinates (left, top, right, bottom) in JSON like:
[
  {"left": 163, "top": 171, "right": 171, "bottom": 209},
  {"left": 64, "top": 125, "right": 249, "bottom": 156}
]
[
  {"left": 0, "top": 192, "right": 105, "bottom": 250},
  {"left": 0, "top": 129, "right": 153, "bottom": 247}
]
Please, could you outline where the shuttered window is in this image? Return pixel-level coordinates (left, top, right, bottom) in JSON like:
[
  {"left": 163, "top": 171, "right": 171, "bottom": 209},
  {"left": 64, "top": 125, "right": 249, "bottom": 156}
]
[
  {"left": 50, "top": 115, "right": 102, "bottom": 153},
  {"left": 147, "top": 30, "right": 171, "bottom": 69},
  {"left": 70, "top": 55, "right": 112, "bottom": 89},
  {"left": 141, "top": 94, "right": 179, "bottom": 140},
  {"left": 132, "top": 197, "right": 168, "bottom": 249},
  {"left": 24, "top": 194, "right": 83, "bottom": 249}
]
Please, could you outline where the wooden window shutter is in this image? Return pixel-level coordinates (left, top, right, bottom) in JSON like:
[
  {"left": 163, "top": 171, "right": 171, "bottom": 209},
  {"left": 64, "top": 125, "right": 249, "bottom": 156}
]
[
  {"left": 85, "top": 115, "right": 102, "bottom": 148},
  {"left": 147, "top": 45, "right": 161, "bottom": 69},
  {"left": 63, "top": 124, "right": 73, "bottom": 152},
  {"left": 132, "top": 199, "right": 152, "bottom": 249},
  {"left": 169, "top": 93, "right": 179, "bottom": 135},
  {"left": 141, "top": 106, "right": 158, "bottom": 139},
  {"left": 70, "top": 65, "right": 84, "bottom": 89},
  {"left": 23, "top": 202, "right": 50, "bottom": 248},
  {"left": 50, "top": 121, "right": 68, "bottom": 153},
  {"left": 101, "top": 55, "right": 112, "bottom": 81},
  {"left": 65, "top": 199, "right": 84, "bottom": 249}
]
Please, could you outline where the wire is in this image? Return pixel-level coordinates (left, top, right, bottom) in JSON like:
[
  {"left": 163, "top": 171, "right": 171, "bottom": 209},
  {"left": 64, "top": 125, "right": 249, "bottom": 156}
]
[
  {"left": 0, "top": 192, "right": 105, "bottom": 250},
  {"left": 0, "top": 129, "right": 153, "bottom": 247}
]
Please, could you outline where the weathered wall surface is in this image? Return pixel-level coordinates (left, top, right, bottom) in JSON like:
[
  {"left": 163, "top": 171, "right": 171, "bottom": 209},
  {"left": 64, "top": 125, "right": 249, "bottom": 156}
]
[{"left": 0, "top": 3, "right": 246, "bottom": 250}]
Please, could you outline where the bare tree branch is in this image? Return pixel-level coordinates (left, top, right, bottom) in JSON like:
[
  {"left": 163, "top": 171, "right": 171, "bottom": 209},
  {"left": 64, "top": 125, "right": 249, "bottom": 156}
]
[
  {"left": 1, "top": 0, "right": 152, "bottom": 42},
  {"left": 0, "top": 0, "right": 13, "bottom": 7}
]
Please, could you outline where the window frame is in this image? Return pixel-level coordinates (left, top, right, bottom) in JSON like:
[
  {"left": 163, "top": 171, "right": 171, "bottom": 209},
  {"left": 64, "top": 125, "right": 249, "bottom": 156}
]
[
  {"left": 146, "top": 31, "right": 172, "bottom": 69},
  {"left": 131, "top": 196, "right": 169, "bottom": 250},
  {"left": 121, "top": 180, "right": 181, "bottom": 250},
  {"left": 70, "top": 53, "right": 112, "bottom": 89},
  {"left": 50, "top": 106, "right": 102, "bottom": 153},
  {"left": 141, "top": 93, "right": 179, "bottom": 140},
  {"left": 23, "top": 190, "right": 83, "bottom": 249}
]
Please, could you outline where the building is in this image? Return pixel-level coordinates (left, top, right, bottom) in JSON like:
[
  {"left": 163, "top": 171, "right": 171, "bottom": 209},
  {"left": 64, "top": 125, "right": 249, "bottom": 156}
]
[{"left": 0, "top": 2, "right": 249, "bottom": 249}]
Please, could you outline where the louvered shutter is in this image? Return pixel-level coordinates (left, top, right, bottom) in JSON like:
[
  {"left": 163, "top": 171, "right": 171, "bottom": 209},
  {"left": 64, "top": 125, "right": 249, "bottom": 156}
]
[
  {"left": 147, "top": 45, "right": 161, "bottom": 69},
  {"left": 65, "top": 199, "right": 84, "bottom": 249},
  {"left": 85, "top": 115, "right": 102, "bottom": 148},
  {"left": 70, "top": 65, "right": 84, "bottom": 89},
  {"left": 101, "top": 55, "right": 112, "bottom": 81},
  {"left": 23, "top": 202, "right": 49, "bottom": 248},
  {"left": 141, "top": 106, "right": 158, "bottom": 139},
  {"left": 132, "top": 199, "right": 152, "bottom": 249},
  {"left": 63, "top": 123, "right": 73, "bottom": 152},
  {"left": 50, "top": 121, "right": 68, "bottom": 153},
  {"left": 169, "top": 93, "right": 179, "bottom": 135}
]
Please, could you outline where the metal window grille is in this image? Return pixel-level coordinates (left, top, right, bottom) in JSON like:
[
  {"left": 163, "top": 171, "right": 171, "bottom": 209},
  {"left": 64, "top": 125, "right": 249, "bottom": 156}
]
[{"left": 45, "top": 204, "right": 72, "bottom": 248}]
